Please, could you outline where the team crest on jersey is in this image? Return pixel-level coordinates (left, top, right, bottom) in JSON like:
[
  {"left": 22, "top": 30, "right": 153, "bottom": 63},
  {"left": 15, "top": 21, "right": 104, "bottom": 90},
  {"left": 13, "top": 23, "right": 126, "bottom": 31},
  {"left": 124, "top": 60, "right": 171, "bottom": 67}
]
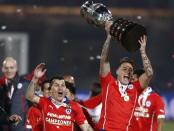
[
  {"left": 146, "top": 101, "right": 151, "bottom": 107},
  {"left": 128, "top": 84, "right": 133, "bottom": 89},
  {"left": 17, "top": 83, "right": 23, "bottom": 89},
  {"left": 65, "top": 108, "right": 72, "bottom": 114}
]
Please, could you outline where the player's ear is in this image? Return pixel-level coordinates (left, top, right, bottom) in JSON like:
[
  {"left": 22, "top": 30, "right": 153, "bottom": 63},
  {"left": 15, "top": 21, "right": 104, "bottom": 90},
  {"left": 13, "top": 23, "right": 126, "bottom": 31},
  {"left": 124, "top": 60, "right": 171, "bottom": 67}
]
[{"left": 116, "top": 69, "right": 119, "bottom": 76}]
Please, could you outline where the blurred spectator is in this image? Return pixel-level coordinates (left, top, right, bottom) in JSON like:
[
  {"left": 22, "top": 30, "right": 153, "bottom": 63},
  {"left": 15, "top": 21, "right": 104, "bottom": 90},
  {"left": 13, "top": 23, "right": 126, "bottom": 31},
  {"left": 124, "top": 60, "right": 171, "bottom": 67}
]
[
  {"left": 65, "top": 81, "right": 76, "bottom": 101},
  {"left": 0, "top": 57, "right": 45, "bottom": 131},
  {"left": 64, "top": 75, "right": 77, "bottom": 101},
  {"left": 0, "top": 57, "right": 31, "bottom": 131},
  {"left": 41, "top": 79, "right": 51, "bottom": 98},
  {"left": 63, "top": 74, "right": 75, "bottom": 85}
]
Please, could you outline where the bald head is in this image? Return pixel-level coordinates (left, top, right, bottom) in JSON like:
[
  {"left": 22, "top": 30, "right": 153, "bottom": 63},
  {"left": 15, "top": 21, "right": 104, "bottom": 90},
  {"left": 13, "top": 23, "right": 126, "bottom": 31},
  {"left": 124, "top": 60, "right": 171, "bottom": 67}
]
[
  {"left": 63, "top": 75, "right": 75, "bottom": 85},
  {"left": 2, "top": 57, "right": 17, "bottom": 79}
]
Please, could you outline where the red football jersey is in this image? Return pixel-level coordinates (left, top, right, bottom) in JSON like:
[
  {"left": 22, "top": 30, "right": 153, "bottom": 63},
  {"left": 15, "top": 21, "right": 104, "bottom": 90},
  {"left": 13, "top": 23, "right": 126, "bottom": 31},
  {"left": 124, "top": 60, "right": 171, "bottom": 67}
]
[
  {"left": 131, "top": 88, "right": 165, "bottom": 131},
  {"left": 80, "top": 94, "right": 102, "bottom": 109},
  {"left": 38, "top": 97, "right": 87, "bottom": 131},
  {"left": 26, "top": 106, "right": 43, "bottom": 131},
  {"left": 98, "top": 72, "right": 142, "bottom": 131},
  {"left": 79, "top": 95, "right": 102, "bottom": 131}
]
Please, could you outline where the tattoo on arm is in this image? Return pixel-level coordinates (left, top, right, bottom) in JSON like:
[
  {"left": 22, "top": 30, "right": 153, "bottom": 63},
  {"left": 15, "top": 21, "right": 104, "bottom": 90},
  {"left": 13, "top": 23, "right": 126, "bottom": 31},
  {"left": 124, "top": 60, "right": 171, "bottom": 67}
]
[
  {"left": 100, "top": 35, "right": 111, "bottom": 74},
  {"left": 29, "top": 81, "right": 37, "bottom": 91},
  {"left": 141, "top": 51, "right": 153, "bottom": 77},
  {"left": 26, "top": 80, "right": 37, "bottom": 102},
  {"left": 101, "top": 36, "right": 111, "bottom": 62}
]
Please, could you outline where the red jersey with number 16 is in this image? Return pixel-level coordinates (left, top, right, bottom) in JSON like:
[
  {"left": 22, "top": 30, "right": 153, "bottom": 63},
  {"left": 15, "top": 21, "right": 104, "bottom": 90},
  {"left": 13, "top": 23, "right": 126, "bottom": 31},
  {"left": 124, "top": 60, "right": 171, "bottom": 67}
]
[{"left": 98, "top": 72, "right": 142, "bottom": 131}]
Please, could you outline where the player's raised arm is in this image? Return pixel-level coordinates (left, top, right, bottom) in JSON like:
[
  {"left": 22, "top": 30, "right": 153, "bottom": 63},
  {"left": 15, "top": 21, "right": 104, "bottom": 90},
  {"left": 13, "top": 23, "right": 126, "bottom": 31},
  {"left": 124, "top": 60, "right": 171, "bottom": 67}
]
[
  {"left": 99, "top": 21, "right": 113, "bottom": 77},
  {"left": 139, "top": 35, "right": 153, "bottom": 89},
  {"left": 25, "top": 63, "right": 46, "bottom": 104}
]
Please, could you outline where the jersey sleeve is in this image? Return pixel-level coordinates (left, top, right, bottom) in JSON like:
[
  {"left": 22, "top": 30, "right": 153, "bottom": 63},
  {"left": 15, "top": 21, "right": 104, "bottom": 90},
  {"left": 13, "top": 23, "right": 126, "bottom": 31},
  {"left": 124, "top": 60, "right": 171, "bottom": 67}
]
[
  {"left": 37, "top": 97, "right": 47, "bottom": 109},
  {"left": 154, "top": 95, "right": 165, "bottom": 119},
  {"left": 80, "top": 94, "right": 102, "bottom": 109},
  {"left": 100, "top": 72, "right": 114, "bottom": 89},
  {"left": 73, "top": 102, "right": 88, "bottom": 126},
  {"left": 133, "top": 81, "right": 143, "bottom": 94},
  {"left": 26, "top": 106, "right": 42, "bottom": 129},
  {"left": 25, "top": 107, "right": 33, "bottom": 129}
]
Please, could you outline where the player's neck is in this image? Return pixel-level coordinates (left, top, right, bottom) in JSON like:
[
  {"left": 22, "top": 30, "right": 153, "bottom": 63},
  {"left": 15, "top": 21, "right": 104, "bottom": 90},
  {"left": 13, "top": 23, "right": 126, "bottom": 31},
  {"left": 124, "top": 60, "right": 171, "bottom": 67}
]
[
  {"left": 51, "top": 96, "right": 64, "bottom": 103},
  {"left": 117, "top": 80, "right": 128, "bottom": 86}
]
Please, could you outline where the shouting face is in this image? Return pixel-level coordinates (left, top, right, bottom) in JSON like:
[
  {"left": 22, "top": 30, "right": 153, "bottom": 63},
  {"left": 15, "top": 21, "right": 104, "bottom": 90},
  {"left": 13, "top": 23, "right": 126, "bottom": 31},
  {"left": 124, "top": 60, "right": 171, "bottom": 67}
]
[
  {"left": 50, "top": 79, "right": 66, "bottom": 102},
  {"left": 116, "top": 62, "right": 133, "bottom": 85}
]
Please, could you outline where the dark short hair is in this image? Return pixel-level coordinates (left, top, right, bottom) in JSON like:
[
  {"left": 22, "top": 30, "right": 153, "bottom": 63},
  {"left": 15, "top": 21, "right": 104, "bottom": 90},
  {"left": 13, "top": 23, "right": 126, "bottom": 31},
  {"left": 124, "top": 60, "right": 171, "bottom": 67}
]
[
  {"left": 65, "top": 81, "right": 76, "bottom": 95},
  {"left": 50, "top": 76, "right": 65, "bottom": 86},
  {"left": 118, "top": 57, "right": 135, "bottom": 68},
  {"left": 133, "top": 69, "right": 145, "bottom": 78}
]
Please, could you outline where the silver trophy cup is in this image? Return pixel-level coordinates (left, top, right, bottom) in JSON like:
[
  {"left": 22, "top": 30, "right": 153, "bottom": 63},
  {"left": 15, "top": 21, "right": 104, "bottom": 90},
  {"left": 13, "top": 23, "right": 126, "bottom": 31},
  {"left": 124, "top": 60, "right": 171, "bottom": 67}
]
[{"left": 80, "top": 1, "right": 146, "bottom": 52}]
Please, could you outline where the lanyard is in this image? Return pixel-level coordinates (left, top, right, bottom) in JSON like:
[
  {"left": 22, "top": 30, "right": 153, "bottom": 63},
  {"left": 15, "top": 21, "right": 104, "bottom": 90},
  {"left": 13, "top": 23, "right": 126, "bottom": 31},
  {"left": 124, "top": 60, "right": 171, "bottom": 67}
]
[
  {"left": 6, "top": 79, "right": 14, "bottom": 99},
  {"left": 117, "top": 80, "right": 129, "bottom": 101}
]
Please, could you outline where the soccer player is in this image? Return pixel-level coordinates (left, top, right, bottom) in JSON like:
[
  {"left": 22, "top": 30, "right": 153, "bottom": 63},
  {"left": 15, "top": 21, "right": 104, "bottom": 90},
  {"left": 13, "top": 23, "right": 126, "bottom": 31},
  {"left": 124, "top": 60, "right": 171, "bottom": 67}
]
[
  {"left": 131, "top": 69, "right": 165, "bottom": 131},
  {"left": 25, "top": 63, "right": 93, "bottom": 131},
  {"left": 25, "top": 80, "right": 51, "bottom": 131},
  {"left": 97, "top": 21, "right": 153, "bottom": 131}
]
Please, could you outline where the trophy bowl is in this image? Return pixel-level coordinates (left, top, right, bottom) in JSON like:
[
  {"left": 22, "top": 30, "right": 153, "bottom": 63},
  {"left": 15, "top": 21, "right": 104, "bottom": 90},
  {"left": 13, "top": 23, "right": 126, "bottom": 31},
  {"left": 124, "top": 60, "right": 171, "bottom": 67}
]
[{"left": 80, "top": 1, "right": 146, "bottom": 52}]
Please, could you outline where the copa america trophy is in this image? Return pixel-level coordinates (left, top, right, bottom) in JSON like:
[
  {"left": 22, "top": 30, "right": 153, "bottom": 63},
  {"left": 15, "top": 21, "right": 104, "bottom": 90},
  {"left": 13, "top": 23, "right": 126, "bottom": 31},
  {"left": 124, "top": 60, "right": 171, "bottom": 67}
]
[{"left": 80, "top": 1, "right": 146, "bottom": 52}]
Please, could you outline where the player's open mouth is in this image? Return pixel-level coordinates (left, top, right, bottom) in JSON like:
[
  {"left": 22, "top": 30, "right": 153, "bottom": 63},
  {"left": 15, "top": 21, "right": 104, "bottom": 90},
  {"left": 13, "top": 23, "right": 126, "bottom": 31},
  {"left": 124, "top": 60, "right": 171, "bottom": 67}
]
[
  {"left": 123, "top": 75, "right": 130, "bottom": 81},
  {"left": 58, "top": 92, "right": 63, "bottom": 95}
]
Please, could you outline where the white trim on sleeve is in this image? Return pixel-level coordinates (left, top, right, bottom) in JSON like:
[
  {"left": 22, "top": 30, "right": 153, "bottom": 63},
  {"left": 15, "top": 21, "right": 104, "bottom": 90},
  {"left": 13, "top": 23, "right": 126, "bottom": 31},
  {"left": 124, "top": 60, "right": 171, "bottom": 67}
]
[
  {"left": 26, "top": 125, "right": 32, "bottom": 129},
  {"left": 158, "top": 115, "right": 165, "bottom": 119}
]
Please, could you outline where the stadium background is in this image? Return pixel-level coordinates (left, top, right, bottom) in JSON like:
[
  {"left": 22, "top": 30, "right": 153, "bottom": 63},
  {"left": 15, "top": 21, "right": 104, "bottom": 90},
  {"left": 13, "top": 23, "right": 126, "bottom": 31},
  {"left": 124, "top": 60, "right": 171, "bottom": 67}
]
[{"left": 0, "top": 0, "right": 173, "bottom": 130}]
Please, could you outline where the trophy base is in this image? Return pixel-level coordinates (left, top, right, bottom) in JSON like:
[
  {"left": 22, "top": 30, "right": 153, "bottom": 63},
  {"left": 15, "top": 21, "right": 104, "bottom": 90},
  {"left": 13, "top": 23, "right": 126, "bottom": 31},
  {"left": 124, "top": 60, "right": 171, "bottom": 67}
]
[
  {"left": 121, "top": 24, "right": 146, "bottom": 52},
  {"left": 110, "top": 18, "right": 146, "bottom": 52}
]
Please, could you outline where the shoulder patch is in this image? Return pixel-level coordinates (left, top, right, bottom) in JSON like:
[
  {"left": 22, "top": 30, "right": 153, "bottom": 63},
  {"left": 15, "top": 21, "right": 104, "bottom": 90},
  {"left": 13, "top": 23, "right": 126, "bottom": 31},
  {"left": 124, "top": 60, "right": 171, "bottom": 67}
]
[{"left": 17, "top": 83, "right": 23, "bottom": 89}]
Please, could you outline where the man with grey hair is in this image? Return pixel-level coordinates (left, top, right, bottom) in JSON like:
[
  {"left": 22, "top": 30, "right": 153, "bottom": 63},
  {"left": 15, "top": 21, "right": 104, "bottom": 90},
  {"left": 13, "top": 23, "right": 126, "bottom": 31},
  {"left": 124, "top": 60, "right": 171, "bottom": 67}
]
[{"left": 0, "top": 57, "right": 31, "bottom": 131}]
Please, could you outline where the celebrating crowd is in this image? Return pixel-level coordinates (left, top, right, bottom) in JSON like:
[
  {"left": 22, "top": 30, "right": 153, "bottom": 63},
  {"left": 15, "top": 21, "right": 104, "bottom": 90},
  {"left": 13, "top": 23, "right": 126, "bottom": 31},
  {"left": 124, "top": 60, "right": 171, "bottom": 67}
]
[{"left": 0, "top": 23, "right": 165, "bottom": 131}]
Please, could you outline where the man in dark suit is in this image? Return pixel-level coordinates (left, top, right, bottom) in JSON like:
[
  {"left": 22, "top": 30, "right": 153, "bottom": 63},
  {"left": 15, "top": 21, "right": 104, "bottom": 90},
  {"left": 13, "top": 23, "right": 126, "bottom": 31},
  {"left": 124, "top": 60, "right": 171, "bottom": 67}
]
[{"left": 0, "top": 57, "right": 30, "bottom": 131}]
